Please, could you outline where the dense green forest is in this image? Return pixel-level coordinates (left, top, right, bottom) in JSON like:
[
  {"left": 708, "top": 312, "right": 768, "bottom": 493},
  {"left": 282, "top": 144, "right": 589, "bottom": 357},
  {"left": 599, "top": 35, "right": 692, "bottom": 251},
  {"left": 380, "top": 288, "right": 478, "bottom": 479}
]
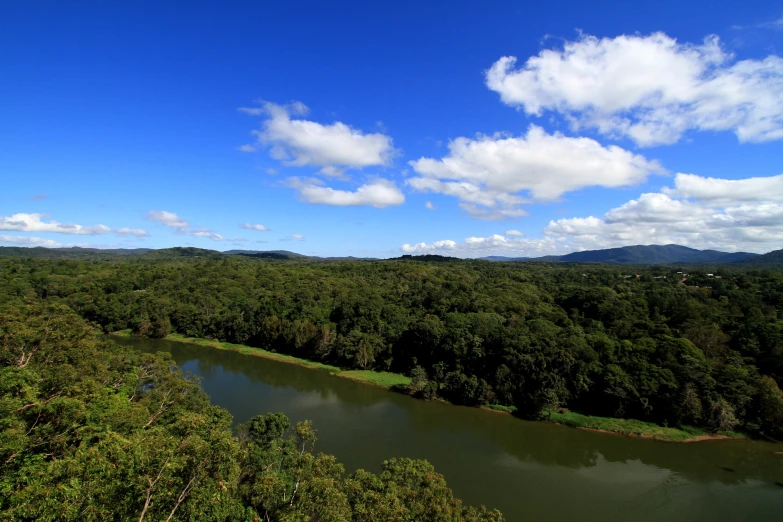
[
  {"left": 1, "top": 252, "right": 782, "bottom": 440},
  {"left": 0, "top": 301, "right": 503, "bottom": 521}
]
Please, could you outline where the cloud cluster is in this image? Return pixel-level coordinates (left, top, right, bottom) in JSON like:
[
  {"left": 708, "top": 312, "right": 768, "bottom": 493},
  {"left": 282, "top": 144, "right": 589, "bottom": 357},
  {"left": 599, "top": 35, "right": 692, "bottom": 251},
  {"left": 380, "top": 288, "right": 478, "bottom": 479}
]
[
  {"left": 486, "top": 33, "right": 783, "bottom": 146},
  {"left": 407, "top": 125, "right": 663, "bottom": 219},
  {"left": 545, "top": 173, "right": 783, "bottom": 252},
  {"left": 0, "top": 213, "right": 148, "bottom": 237},
  {"left": 241, "top": 100, "right": 406, "bottom": 209},
  {"left": 291, "top": 178, "right": 405, "bottom": 208},
  {"left": 240, "top": 101, "right": 395, "bottom": 174},
  {"left": 401, "top": 173, "right": 783, "bottom": 256},
  {"left": 0, "top": 235, "right": 66, "bottom": 247},
  {"left": 146, "top": 210, "right": 236, "bottom": 242},
  {"left": 146, "top": 210, "right": 189, "bottom": 228},
  {"left": 242, "top": 223, "right": 270, "bottom": 231}
]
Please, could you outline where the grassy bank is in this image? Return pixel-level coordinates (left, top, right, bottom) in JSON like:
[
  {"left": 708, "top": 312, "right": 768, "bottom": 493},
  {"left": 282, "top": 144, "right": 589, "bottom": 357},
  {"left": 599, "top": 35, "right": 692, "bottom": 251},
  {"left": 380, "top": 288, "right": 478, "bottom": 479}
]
[
  {"left": 113, "top": 330, "right": 745, "bottom": 442},
  {"left": 548, "top": 410, "right": 746, "bottom": 442},
  {"left": 113, "top": 331, "right": 410, "bottom": 389}
]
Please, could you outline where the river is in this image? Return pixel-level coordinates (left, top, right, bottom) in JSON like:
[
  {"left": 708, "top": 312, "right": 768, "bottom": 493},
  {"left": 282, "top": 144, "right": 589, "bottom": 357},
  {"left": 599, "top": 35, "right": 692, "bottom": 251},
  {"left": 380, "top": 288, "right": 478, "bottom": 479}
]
[{"left": 113, "top": 336, "right": 783, "bottom": 522}]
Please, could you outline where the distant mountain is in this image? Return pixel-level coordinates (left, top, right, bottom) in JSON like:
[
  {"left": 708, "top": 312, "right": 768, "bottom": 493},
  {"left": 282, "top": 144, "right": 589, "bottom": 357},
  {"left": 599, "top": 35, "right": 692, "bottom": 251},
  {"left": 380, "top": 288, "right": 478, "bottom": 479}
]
[
  {"left": 396, "top": 254, "right": 460, "bottom": 262},
  {"left": 0, "top": 246, "right": 152, "bottom": 259},
  {"left": 0, "top": 244, "right": 773, "bottom": 265},
  {"left": 140, "top": 247, "right": 225, "bottom": 260},
  {"left": 224, "top": 249, "right": 308, "bottom": 260},
  {"left": 482, "top": 256, "right": 531, "bottom": 262},
  {"left": 481, "top": 245, "right": 760, "bottom": 265},
  {"left": 556, "top": 245, "right": 758, "bottom": 265},
  {"left": 735, "top": 248, "right": 783, "bottom": 266}
]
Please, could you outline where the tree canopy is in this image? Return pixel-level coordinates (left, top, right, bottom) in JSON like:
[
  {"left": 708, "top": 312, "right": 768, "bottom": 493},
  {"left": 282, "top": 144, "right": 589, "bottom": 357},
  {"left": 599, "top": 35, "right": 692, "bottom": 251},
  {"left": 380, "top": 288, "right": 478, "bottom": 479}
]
[
  {"left": 0, "top": 300, "right": 503, "bottom": 521},
  {"left": 1, "top": 255, "right": 782, "bottom": 440}
]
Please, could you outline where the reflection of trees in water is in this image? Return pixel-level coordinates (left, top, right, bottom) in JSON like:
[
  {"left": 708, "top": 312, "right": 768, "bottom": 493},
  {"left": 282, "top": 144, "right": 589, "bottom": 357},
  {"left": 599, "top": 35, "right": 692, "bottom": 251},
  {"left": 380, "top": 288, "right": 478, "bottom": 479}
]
[
  {"left": 119, "top": 336, "right": 783, "bottom": 487},
  {"left": 389, "top": 391, "right": 783, "bottom": 486},
  {"left": 118, "top": 336, "right": 396, "bottom": 409}
]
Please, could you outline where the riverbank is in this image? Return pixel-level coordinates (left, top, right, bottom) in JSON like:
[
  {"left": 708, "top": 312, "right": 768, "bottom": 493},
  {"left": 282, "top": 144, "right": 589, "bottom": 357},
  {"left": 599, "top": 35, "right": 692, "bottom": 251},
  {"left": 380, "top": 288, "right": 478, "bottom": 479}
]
[
  {"left": 479, "top": 404, "right": 744, "bottom": 442},
  {"left": 112, "top": 330, "right": 411, "bottom": 389},
  {"left": 112, "top": 330, "right": 746, "bottom": 443}
]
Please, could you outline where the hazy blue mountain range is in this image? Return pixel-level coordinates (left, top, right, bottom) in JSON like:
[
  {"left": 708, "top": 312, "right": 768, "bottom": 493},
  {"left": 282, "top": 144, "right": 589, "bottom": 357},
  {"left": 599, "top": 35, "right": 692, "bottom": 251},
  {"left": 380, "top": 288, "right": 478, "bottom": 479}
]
[{"left": 0, "top": 244, "right": 778, "bottom": 265}]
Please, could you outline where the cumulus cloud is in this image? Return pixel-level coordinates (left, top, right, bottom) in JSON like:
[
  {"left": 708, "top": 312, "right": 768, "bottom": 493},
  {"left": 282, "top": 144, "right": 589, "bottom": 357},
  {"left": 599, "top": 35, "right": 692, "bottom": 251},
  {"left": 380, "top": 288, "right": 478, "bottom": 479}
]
[
  {"left": 146, "top": 210, "right": 236, "bottom": 242},
  {"left": 486, "top": 32, "right": 783, "bottom": 146},
  {"left": 0, "top": 213, "right": 148, "bottom": 237},
  {"left": 505, "top": 229, "right": 524, "bottom": 236},
  {"left": 663, "top": 172, "right": 783, "bottom": 204},
  {"left": 278, "top": 234, "right": 305, "bottom": 242},
  {"left": 242, "top": 223, "right": 270, "bottom": 231},
  {"left": 544, "top": 172, "right": 783, "bottom": 253},
  {"left": 408, "top": 125, "right": 662, "bottom": 219},
  {"left": 0, "top": 235, "right": 65, "bottom": 247},
  {"left": 291, "top": 178, "right": 405, "bottom": 208},
  {"left": 146, "top": 210, "right": 189, "bottom": 229},
  {"left": 190, "top": 229, "right": 226, "bottom": 241},
  {"left": 401, "top": 239, "right": 458, "bottom": 253},
  {"left": 115, "top": 228, "right": 150, "bottom": 237},
  {"left": 240, "top": 101, "right": 395, "bottom": 174},
  {"left": 401, "top": 172, "right": 783, "bottom": 256},
  {"left": 425, "top": 201, "right": 435, "bottom": 210},
  {"left": 401, "top": 234, "right": 563, "bottom": 257}
]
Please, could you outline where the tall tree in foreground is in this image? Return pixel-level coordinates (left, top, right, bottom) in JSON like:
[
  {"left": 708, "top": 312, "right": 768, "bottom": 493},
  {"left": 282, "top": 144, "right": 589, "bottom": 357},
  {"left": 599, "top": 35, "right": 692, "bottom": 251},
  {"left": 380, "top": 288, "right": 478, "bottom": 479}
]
[{"left": 0, "top": 301, "right": 503, "bottom": 521}]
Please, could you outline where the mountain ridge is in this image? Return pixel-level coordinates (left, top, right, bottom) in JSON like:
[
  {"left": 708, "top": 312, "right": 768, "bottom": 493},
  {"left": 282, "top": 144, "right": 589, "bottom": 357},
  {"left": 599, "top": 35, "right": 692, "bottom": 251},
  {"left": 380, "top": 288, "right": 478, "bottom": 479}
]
[{"left": 0, "top": 244, "right": 776, "bottom": 265}]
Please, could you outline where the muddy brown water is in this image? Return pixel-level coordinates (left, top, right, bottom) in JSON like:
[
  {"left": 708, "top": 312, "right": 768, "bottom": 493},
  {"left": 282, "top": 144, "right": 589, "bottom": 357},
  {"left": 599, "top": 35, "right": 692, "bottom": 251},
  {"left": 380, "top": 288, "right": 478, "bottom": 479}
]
[{"left": 114, "top": 336, "right": 783, "bottom": 522}]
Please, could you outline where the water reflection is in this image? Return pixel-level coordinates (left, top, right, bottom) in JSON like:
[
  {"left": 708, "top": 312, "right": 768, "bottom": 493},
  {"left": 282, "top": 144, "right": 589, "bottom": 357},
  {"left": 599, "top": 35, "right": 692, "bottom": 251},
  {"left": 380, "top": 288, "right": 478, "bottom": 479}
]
[{"left": 114, "top": 336, "right": 783, "bottom": 522}]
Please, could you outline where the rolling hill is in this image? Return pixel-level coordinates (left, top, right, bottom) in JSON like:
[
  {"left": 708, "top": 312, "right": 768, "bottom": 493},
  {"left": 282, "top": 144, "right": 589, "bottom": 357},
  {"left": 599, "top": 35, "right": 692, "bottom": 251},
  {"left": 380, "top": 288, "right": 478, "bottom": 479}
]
[
  {"left": 0, "top": 244, "right": 776, "bottom": 265},
  {"left": 482, "top": 244, "right": 761, "bottom": 265}
]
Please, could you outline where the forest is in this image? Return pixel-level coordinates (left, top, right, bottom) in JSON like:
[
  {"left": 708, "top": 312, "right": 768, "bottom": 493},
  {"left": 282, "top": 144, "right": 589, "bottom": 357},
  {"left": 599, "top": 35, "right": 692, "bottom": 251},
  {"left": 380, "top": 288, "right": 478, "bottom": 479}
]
[
  {"left": 0, "top": 299, "right": 503, "bottom": 521},
  {"left": 1, "top": 250, "right": 782, "bottom": 441}
]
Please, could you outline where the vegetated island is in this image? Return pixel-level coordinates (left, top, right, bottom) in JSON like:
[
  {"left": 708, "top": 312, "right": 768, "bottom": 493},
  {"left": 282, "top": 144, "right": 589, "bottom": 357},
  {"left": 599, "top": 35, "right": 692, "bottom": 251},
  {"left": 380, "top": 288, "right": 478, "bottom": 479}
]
[{"left": 2, "top": 247, "right": 778, "bottom": 443}]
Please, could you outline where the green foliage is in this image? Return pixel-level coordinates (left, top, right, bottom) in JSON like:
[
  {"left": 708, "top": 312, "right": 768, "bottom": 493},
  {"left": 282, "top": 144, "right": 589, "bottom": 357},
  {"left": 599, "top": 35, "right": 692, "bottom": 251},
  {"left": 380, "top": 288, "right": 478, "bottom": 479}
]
[
  {"left": 0, "top": 302, "right": 502, "bottom": 521},
  {"left": 0, "top": 255, "right": 782, "bottom": 438}
]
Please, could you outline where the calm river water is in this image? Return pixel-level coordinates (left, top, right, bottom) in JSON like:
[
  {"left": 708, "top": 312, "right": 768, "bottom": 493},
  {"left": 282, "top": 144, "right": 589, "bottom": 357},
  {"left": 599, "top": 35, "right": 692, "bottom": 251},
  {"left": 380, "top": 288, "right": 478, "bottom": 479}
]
[{"left": 113, "top": 336, "right": 783, "bottom": 522}]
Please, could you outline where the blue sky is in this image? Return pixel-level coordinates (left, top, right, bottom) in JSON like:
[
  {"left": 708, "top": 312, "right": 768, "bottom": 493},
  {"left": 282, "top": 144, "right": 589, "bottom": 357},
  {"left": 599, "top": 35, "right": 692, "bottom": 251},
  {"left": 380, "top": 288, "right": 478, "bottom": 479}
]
[{"left": 2, "top": 1, "right": 783, "bottom": 257}]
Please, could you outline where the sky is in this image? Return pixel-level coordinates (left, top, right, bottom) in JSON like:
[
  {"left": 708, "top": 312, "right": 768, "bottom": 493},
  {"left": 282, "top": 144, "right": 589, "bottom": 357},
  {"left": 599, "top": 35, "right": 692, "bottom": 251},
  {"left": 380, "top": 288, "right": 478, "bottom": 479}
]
[{"left": 2, "top": 0, "right": 783, "bottom": 258}]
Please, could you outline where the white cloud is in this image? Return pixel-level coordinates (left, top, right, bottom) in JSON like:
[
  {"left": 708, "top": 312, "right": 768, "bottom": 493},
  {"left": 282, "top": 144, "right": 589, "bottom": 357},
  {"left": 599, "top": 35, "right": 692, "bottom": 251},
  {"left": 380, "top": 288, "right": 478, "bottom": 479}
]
[
  {"left": 408, "top": 125, "right": 662, "bottom": 219},
  {"left": 290, "top": 234, "right": 304, "bottom": 241},
  {"left": 486, "top": 32, "right": 783, "bottom": 146},
  {"left": 402, "top": 239, "right": 458, "bottom": 253},
  {"left": 663, "top": 172, "right": 783, "bottom": 204},
  {"left": 240, "top": 101, "right": 395, "bottom": 174},
  {"left": 0, "top": 235, "right": 65, "bottom": 247},
  {"left": 505, "top": 229, "right": 524, "bottom": 236},
  {"left": 544, "top": 173, "right": 783, "bottom": 253},
  {"left": 242, "top": 223, "right": 270, "bottom": 231},
  {"left": 146, "top": 210, "right": 189, "bottom": 228},
  {"left": 425, "top": 201, "right": 435, "bottom": 210},
  {"left": 402, "top": 172, "right": 783, "bottom": 256},
  {"left": 190, "top": 229, "right": 226, "bottom": 241},
  {"left": 115, "top": 228, "right": 150, "bottom": 238},
  {"left": 401, "top": 234, "right": 562, "bottom": 257},
  {"left": 292, "top": 178, "right": 405, "bottom": 208},
  {"left": 0, "top": 213, "right": 148, "bottom": 237},
  {"left": 146, "top": 210, "right": 234, "bottom": 242}
]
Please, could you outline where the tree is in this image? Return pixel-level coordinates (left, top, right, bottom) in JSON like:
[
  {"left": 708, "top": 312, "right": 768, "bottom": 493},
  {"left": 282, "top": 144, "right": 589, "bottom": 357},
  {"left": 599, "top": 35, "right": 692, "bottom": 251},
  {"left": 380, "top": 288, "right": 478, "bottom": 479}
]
[
  {"left": 410, "top": 365, "right": 428, "bottom": 393},
  {"left": 756, "top": 375, "right": 783, "bottom": 439},
  {"left": 709, "top": 397, "right": 739, "bottom": 432}
]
